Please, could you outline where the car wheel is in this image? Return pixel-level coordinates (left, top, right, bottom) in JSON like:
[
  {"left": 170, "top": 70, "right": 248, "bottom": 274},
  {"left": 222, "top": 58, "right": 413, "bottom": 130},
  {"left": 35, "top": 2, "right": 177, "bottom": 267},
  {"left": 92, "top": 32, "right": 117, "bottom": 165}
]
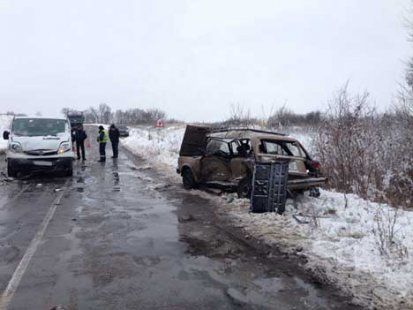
[
  {"left": 182, "top": 168, "right": 196, "bottom": 189},
  {"left": 277, "top": 203, "right": 286, "bottom": 215},
  {"left": 66, "top": 162, "right": 74, "bottom": 177},
  {"left": 237, "top": 177, "right": 252, "bottom": 199},
  {"left": 7, "top": 161, "right": 17, "bottom": 178},
  {"left": 309, "top": 187, "right": 321, "bottom": 198}
]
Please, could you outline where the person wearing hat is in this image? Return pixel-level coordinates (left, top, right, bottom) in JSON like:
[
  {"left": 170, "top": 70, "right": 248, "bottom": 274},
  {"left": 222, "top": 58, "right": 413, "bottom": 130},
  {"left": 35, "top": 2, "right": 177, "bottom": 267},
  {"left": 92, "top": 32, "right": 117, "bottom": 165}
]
[
  {"left": 96, "top": 125, "right": 109, "bottom": 162},
  {"left": 109, "top": 124, "right": 120, "bottom": 159}
]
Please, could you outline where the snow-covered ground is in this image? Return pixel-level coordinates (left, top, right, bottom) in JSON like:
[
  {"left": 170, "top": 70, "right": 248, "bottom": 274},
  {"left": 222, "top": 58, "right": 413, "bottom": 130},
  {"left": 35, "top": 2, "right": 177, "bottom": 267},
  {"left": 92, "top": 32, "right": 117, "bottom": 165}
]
[
  {"left": 0, "top": 115, "right": 13, "bottom": 153},
  {"left": 122, "top": 125, "right": 185, "bottom": 177},
  {"left": 121, "top": 125, "right": 413, "bottom": 309}
]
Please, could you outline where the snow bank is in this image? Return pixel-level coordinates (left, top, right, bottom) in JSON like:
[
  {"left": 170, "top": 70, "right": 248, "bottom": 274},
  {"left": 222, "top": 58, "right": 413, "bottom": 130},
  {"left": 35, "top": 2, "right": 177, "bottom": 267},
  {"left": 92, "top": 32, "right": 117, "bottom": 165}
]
[
  {"left": 221, "top": 191, "right": 413, "bottom": 308},
  {"left": 0, "top": 115, "right": 13, "bottom": 153},
  {"left": 121, "top": 125, "right": 413, "bottom": 309},
  {"left": 121, "top": 125, "right": 185, "bottom": 178}
]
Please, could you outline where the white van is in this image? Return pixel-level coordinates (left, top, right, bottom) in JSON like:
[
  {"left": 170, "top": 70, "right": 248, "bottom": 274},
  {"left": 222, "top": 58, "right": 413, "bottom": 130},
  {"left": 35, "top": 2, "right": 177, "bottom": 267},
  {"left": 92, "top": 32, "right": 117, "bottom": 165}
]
[{"left": 2, "top": 116, "right": 75, "bottom": 177}]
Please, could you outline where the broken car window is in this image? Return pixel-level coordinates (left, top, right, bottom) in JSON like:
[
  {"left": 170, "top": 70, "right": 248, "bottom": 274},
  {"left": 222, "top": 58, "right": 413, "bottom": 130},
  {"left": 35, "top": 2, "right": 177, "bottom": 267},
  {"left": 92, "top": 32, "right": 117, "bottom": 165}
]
[
  {"left": 206, "top": 139, "right": 230, "bottom": 156},
  {"left": 261, "top": 140, "right": 305, "bottom": 158}
]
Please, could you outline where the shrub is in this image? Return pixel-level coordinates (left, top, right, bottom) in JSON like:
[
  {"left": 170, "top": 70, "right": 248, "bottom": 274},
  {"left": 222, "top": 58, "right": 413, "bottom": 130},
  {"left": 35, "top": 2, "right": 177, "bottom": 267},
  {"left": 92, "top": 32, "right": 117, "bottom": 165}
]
[{"left": 315, "top": 84, "right": 413, "bottom": 208}]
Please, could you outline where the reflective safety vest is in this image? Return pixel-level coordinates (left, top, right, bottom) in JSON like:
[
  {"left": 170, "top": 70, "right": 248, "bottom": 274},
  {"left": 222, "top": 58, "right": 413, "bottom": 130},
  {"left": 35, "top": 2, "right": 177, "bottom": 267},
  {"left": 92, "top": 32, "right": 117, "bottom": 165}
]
[{"left": 98, "top": 130, "right": 109, "bottom": 143}]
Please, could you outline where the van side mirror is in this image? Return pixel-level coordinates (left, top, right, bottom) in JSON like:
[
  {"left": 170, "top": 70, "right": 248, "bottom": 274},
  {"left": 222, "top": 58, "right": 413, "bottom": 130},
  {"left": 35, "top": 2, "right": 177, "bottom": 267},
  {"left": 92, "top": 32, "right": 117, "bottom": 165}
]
[{"left": 3, "top": 131, "right": 10, "bottom": 140}]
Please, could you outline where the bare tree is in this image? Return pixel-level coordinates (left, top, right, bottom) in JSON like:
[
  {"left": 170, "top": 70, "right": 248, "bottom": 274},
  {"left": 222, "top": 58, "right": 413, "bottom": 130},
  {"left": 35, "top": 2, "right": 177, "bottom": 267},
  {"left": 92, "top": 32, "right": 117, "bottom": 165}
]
[
  {"left": 222, "top": 103, "right": 256, "bottom": 127},
  {"left": 98, "top": 103, "right": 112, "bottom": 124}
]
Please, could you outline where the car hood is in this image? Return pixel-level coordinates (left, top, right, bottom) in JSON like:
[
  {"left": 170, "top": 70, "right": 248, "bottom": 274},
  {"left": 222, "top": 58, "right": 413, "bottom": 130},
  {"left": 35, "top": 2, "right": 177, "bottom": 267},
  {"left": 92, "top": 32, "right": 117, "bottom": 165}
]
[{"left": 11, "top": 134, "right": 69, "bottom": 151}]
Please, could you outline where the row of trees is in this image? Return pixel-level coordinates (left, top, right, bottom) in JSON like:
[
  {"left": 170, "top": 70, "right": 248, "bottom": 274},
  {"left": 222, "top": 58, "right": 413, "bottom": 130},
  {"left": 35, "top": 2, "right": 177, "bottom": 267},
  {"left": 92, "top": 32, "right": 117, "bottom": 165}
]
[
  {"left": 220, "top": 104, "right": 322, "bottom": 128},
  {"left": 62, "top": 104, "right": 166, "bottom": 125}
]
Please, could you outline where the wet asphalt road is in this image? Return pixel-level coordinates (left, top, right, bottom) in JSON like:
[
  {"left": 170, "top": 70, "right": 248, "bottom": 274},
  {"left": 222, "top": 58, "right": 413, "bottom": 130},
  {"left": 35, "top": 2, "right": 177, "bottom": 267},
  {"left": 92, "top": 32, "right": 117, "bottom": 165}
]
[{"left": 0, "top": 130, "right": 357, "bottom": 310}]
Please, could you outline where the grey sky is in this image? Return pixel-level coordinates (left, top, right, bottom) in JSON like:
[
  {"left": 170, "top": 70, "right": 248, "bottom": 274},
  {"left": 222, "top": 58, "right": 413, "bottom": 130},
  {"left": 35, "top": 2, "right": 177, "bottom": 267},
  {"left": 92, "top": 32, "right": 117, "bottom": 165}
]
[{"left": 0, "top": 0, "right": 410, "bottom": 121}]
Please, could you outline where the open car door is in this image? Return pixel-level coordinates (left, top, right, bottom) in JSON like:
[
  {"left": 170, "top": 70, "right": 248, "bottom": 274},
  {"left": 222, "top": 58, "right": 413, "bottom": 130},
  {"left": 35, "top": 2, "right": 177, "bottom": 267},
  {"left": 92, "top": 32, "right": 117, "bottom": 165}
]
[
  {"left": 200, "top": 138, "right": 232, "bottom": 182},
  {"left": 179, "top": 125, "right": 211, "bottom": 156}
]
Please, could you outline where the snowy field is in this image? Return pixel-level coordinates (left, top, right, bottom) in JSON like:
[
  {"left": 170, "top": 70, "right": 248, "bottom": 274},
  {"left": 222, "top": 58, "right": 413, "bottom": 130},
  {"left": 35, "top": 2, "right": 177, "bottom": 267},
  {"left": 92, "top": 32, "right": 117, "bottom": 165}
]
[
  {"left": 121, "top": 125, "right": 413, "bottom": 309},
  {"left": 0, "top": 115, "right": 13, "bottom": 153}
]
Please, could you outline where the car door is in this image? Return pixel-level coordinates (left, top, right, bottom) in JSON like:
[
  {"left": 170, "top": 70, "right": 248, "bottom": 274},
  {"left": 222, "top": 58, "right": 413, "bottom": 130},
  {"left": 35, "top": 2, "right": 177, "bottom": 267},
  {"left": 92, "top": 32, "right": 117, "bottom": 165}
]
[
  {"left": 229, "top": 140, "right": 251, "bottom": 181},
  {"left": 200, "top": 139, "right": 232, "bottom": 182}
]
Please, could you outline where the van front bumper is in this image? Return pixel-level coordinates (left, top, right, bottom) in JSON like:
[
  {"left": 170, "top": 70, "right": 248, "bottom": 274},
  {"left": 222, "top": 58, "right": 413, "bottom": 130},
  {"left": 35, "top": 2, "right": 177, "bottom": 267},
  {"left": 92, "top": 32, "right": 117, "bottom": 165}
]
[{"left": 7, "top": 157, "right": 73, "bottom": 172}]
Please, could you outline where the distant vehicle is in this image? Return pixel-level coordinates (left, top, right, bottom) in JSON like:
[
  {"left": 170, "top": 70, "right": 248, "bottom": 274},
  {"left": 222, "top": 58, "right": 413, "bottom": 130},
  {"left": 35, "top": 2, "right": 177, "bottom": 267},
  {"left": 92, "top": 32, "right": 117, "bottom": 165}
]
[
  {"left": 67, "top": 111, "right": 84, "bottom": 128},
  {"left": 177, "top": 125, "right": 326, "bottom": 199},
  {"left": 118, "top": 125, "right": 130, "bottom": 137},
  {"left": 2, "top": 116, "right": 75, "bottom": 177}
]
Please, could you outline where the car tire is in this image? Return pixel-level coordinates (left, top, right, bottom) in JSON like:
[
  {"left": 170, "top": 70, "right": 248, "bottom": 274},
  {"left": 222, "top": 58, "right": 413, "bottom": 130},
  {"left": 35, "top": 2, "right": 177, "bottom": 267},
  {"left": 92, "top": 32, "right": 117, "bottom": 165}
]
[
  {"left": 237, "top": 177, "right": 252, "bottom": 199},
  {"left": 309, "top": 188, "right": 321, "bottom": 198},
  {"left": 7, "top": 161, "right": 17, "bottom": 178},
  {"left": 182, "top": 168, "right": 196, "bottom": 189},
  {"left": 66, "top": 162, "right": 74, "bottom": 177},
  {"left": 277, "top": 205, "right": 285, "bottom": 215}
]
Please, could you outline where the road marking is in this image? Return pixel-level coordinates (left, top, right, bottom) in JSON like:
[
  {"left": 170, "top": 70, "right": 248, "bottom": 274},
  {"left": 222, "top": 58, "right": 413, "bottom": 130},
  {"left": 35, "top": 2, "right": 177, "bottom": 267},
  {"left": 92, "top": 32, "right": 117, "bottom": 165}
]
[{"left": 0, "top": 181, "right": 69, "bottom": 310}]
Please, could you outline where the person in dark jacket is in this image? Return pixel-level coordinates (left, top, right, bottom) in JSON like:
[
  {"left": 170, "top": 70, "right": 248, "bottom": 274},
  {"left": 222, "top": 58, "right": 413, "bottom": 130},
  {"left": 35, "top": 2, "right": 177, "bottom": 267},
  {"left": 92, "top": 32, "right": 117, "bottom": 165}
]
[
  {"left": 109, "top": 124, "right": 120, "bottom": 158},
  {"left": 74, "top": 125, "right": 87, "bottom": 161},
  {"left": 97, "top": 125, "right": 109, "bottom": 162}
]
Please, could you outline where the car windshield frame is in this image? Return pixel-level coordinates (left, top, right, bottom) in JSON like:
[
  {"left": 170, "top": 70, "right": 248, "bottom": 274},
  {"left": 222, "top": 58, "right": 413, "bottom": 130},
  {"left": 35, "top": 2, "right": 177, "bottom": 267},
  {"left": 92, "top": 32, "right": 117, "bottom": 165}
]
[{"left": 12, "top": 118, "right": 68, "bottom": 137}]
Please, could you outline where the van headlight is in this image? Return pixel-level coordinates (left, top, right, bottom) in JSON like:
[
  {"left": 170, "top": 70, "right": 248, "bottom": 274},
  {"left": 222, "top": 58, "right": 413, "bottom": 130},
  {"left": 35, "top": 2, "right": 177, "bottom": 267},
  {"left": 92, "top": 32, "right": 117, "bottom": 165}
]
[
  {"left": 58, "top": 142, "right": 71, "bottom": 154},
  {"left": 9, "top": 142, "right": 22, "bottom": 153}
]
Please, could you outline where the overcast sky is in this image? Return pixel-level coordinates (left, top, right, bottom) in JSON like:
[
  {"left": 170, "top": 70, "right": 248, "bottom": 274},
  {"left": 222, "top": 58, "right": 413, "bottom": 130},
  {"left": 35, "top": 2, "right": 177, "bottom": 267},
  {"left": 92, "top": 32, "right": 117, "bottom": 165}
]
[{"left": 0, "top": 0, "right": 410, "bottom": 121}]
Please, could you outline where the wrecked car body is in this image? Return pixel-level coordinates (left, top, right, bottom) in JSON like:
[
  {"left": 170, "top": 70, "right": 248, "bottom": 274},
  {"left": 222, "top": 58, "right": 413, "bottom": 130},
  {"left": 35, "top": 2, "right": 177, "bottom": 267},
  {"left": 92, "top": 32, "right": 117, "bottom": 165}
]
[{"left": 177, "top": 125, "right": 326, "bottom": 198}]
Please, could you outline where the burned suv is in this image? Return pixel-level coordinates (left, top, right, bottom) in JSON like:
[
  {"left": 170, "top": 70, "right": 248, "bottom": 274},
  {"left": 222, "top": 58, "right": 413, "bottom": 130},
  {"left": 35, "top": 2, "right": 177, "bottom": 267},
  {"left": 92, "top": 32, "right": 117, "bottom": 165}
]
[{"left": 177, "top": 125, "right": 326, "bottom": 198}]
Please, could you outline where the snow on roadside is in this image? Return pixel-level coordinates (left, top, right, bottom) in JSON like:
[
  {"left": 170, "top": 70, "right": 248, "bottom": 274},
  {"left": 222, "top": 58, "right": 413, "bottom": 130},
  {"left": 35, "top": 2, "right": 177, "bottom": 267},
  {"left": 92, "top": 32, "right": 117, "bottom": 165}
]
[
  {"left": 121, "top": 125, "right": 413, "bottom": 309},
  {"left": 121, "top": 125, "right": 185, "bottom": 180},
  {"left": 221, "top": 191, "right": 413, "bottom": 309},
  {"left": 0, "top": 115, "right": 13, "bottom": 153}
]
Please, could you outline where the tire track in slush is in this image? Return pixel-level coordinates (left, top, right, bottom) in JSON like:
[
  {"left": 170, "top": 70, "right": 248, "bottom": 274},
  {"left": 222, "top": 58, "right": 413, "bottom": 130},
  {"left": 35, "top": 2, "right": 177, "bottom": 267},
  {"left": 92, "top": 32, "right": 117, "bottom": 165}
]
[
  {"left": 0, "top": 180, "right": 69, "bottom": 310},
  {"left": 0, "top": 184, "right": 31, "bottom": 210}
]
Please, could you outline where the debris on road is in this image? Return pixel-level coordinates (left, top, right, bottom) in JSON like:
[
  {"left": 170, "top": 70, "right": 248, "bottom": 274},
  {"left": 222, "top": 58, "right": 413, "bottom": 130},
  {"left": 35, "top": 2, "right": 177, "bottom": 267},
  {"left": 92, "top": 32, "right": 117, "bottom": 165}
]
[{"left": 178, "top": 214, "right": 195, "bottom": 223}]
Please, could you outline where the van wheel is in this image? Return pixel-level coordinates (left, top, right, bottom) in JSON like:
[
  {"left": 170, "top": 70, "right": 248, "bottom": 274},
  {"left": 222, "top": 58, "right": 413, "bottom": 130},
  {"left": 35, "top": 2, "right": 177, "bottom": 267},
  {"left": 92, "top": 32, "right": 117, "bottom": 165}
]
[
  {"left": 66, "top": 168, "right": 73, "bottom": 177},
  {"left": 182, "top": 168, "right": 196, "bottom": 189},
  {"left": 237, "top": 177, "right": 252, "bottom": 199},
  {"left": 66, "top": 162, "right": 73, "bottom": 177},
  {"left": 7, "top": 162, "right": 17, "bottom": 178}
]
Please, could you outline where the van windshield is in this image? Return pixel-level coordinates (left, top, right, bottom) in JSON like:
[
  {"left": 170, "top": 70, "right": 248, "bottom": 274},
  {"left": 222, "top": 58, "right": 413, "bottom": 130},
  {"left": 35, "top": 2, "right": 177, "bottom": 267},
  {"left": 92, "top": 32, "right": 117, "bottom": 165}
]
[{"left": 12, "top": 118, "right": 67, "bottom": 137}]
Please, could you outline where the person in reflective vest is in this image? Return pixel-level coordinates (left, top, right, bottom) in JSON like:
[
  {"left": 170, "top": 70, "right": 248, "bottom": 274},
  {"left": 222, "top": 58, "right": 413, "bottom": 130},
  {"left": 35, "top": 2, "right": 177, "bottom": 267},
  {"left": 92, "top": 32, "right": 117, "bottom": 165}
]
[{"left": 97, "top": 125, "right": 109, "bottom": 162}]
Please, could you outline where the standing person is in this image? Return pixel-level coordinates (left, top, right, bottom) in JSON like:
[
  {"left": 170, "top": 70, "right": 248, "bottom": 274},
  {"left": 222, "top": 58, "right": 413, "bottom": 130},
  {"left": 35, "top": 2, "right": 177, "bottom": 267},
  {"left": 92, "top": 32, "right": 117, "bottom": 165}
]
[
  {"left": 75, "top": 125, "right": 87, "bottom": 161},
  {"left": 109, "top": 124, "right": 120, "bottom": 159},
  {"left": 97, "top": 125, "right": 109, "bottom": 162}
]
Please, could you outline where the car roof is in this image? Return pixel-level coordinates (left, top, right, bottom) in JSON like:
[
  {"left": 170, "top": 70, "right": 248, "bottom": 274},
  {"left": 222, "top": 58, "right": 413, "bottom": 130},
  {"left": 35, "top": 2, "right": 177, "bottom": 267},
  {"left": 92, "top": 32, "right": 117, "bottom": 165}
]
[
  {"left": 254, "top": 134, "right": 298, "bottom": 142},
  {"left": 209, "top": 130, "right": 298, "bottom": 142}
]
